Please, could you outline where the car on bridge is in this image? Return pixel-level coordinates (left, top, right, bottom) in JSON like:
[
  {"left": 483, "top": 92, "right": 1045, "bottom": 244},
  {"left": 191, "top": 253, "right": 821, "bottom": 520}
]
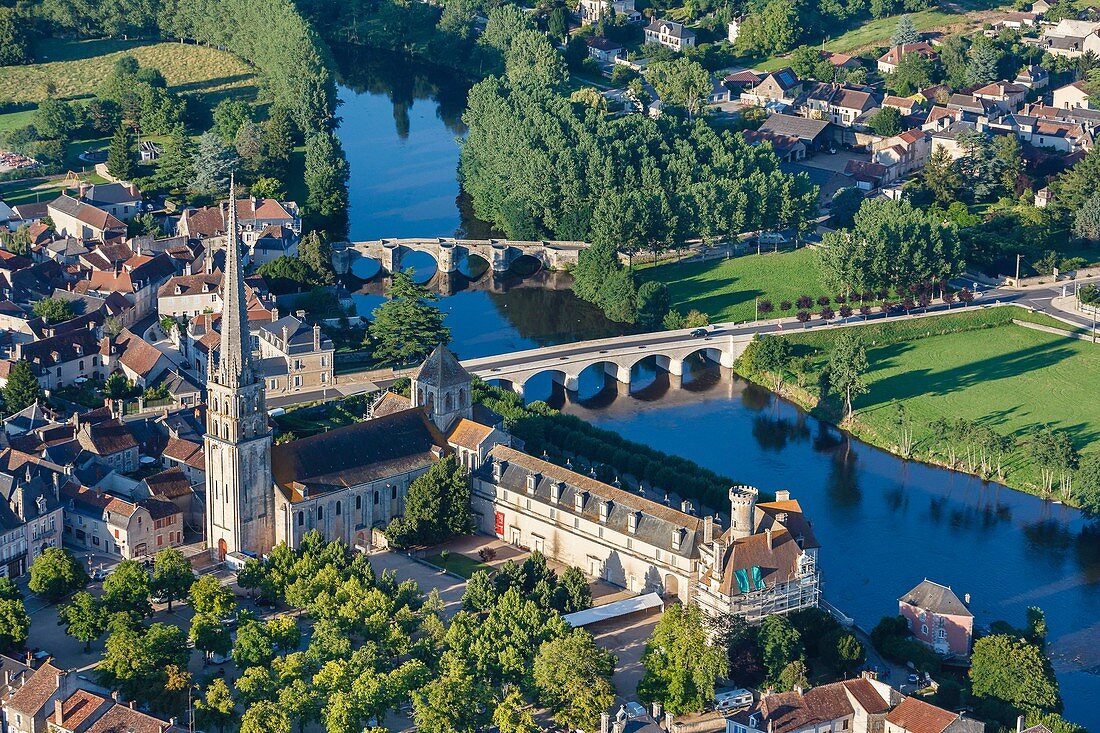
[{"left": 690, "top": 327, "right": 708, "bottom": 337}]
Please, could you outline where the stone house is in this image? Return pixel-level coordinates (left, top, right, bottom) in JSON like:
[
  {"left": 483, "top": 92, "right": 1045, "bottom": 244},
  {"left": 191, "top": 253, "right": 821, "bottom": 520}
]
[
  {"left": 586, "top": 36, "right": 624, "bottom": 63},
  {"left": 12, "top": 328, "right": 103, "bottom": 391},
  {"left": 643, "top": 19, "right": 696, "bottom": 51},
  {"left": 1052, "top": 81, "right": 1093, "bottom": 110},
  {"left": 61, "top": 481, "right": 182, "bottom": 559},
  {"left": 801, "top": 84, "right": 879, "bottom": 127},
  {"left": 877, "top": 43, "right": 938, "bottom": 74},
  {"left": 75, "top": 419, "right": 139, "bottom": 475},
  {"left": 77, "top": 254, "right": 177, "bottom": 325},
  {"left": 77, "top": 182, "right": 142, "bottom": 223},
  {"left": 872, "top": 129, "right": 932, "bottom": 182},
  {"left": 578, "top": 0, "right": 641, "bottom": 23},
  {"left": 742, "top": 68, "right": 801, "bottom": 106},
  {"left": 256, "top": 314, "right": 334, "bottom": 398},
  {"left": 898, "top": 579, "right": 974, "bottom": 656},
  {"left": 972, "top": 81, "right": 1029, "bottom": 113},
  {"left": 46, "top": 196, "right": 126, "bottom": 242}
]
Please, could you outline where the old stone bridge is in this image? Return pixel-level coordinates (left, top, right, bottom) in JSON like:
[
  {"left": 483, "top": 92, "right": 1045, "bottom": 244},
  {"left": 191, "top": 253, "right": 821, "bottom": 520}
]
[
  {"left": 461, "top": 327, "right": 757, "bottom": 395},
  {"left": 331, "top": 238, "right": 593, "bottom": 276}
]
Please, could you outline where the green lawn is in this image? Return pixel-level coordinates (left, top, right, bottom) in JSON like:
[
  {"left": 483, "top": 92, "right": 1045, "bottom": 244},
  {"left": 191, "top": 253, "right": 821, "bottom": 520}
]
[
  {"left": 423, "top": 552, "right": 490, "bottom": 578},
  {"left": 0, "top": 39, "right": 257, "bottom": 105},
  {"left": 769, "top": 309, "right": 1100, "bottom": 495},
  {"left": 637, "top": 248, "right": 830, "bottom": 324}
]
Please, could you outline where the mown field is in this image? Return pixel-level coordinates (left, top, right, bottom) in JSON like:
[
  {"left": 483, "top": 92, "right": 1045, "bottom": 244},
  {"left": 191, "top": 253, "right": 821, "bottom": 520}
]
[
  {"left": 637, "top": 248, "right": 830, "bottom": 324},
  {"left": 0, "top": 39, "right": 258, "bottom": 104},
  {"left": 753, "top": 307, "right": 1100, "bottom": 497}
]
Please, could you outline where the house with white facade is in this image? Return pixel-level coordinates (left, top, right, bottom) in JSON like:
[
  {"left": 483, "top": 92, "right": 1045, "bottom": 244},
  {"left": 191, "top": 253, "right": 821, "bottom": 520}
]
[{"left": 644, "top": 19, "right": 696, "bottom": 50}]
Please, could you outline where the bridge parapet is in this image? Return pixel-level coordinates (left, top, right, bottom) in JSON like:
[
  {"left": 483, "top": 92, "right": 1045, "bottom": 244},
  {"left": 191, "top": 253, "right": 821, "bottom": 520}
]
[{"left": 331, "top": 238, "right": 591, "bottom": 275}]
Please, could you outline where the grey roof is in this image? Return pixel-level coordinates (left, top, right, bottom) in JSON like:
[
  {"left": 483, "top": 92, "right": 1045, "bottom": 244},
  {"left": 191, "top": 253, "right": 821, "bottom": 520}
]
[
  {"left": 483, "top": 445, "right": 704, "bottom": 559},
  {"left": 645, "top": 18, "right": 696, "bottom": 38},
  {"left": 259, "top": 315, "right": 333, "bottom": 354},
  {"left": 586, "top": 36, "right": 622, "bottom": 51},
  {"left": 900, "top": 579, "right": 973, "bottom": 617},
  {"left": 413, "top": 345, "right": 471, "bottom": 389},
  {"left": 758, "top": 113, "right": 831, "bottom": 142},
  {"left": 83, "top": 183, "right": 140, "bottom": 207},
  {"left": 5, "top": 402, "right": 52, "bottom": 435}
]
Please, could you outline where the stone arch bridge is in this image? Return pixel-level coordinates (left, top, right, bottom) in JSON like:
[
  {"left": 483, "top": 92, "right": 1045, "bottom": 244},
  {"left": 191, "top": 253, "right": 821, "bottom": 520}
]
[
  {"left": 332, "top": 238, "right": 601, "bottom": 276},
  {"left": 460, "top": 329, "right": 756, "bottom": 396}
]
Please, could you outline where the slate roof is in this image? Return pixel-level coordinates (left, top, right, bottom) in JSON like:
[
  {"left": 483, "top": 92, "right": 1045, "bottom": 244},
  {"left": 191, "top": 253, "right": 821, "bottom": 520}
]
[
  {"left": 485, "top": 444, "right": 704, "bottom": 559},
  {"left": 371, "top": 391, "right": 412, "bottom": 418},
  {"left": 758, "top": 114, "right": 831, "bottom": 142},
  {"left": 82, "top": 182, "right": 141, "bottom": 207},
  {"left": 412, "top": 344, "right": 470, "bottom": 389},
  {"left": 587, "top": 36, "right": 623, "bottom": 51},
  {"left": 272, "top": 408, "right": 450, "bottom": 499},
  {"left": 158, "top": 272, "right": 222, "bottom": 299},
  {"left": 77, "top": 419, "right": 138, "bottom": 456},
  {"left": 645, "top": 18, "right": 696, "bottom": 39},
  {"left": 48, "top": 194, "right": 125, "bottom": 232},
  {"left": 19, "top": 328, "right": 100, "bottom": 371},
  {"left": 900, "top": 579, "right": 972, "bottom": 616}
]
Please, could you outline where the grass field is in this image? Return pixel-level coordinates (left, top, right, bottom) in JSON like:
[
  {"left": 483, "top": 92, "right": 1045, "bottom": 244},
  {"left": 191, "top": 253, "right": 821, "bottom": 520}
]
[
  {"left": 0, "top": 39, "right": 257, "bottom": 105},
  {"left": 423, "top": 552, "right": 490, "bottom": 578},
  {"left": 637, "top": 248, "right": 830, "bottom": 324},
  {"left": 755, "top": 308, "right": 1100, "bottom": 496}
]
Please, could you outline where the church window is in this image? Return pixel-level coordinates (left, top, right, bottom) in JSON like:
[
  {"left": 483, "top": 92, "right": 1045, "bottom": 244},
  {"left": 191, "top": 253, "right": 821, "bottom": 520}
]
[
  {"left": 391, "top": 485, "right": 397, "bottom": 500},
  {"left": 335, "top": 502, "right": 341, "bottom": 516},
  {"left": 213, "top": 399, "right": 219, "bottom": 413},
  {"left": 297, "top": 512, "right": 303, "bottom": 527},
  {"left": 445, "top": 393, "right": 454, "bottom": 412},
  {"left": 459, "top": 388, "right": 467, "bottom": 407},
  {"left": 317, "top": 506, "right": 323, "bottom": 520},
  {"left": 356, "top": 495, "right": 362, "bottom": 510},
  {"left": 374, "top": 492, "right": 379, "bottom": 505}
]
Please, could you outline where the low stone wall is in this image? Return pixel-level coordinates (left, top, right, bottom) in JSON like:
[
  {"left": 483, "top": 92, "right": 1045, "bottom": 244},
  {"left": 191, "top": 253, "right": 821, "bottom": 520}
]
[
  {"left": 1012, "top": 319, "right": 1095, "bottom": 342},
  {"left": 1009, "top": 265, "right": 1100, "bottom": 288}
]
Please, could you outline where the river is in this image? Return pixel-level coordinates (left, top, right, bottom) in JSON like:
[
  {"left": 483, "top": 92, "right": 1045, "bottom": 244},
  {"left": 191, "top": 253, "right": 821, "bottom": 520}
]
[{"left": 332, "top": 49, "right": 1100, "bottom": 727}]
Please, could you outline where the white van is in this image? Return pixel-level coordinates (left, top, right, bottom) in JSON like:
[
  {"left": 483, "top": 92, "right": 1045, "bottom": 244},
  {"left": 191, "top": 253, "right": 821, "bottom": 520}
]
[{"left": 714, "top": 688, "right": 754, "bottom": 713}]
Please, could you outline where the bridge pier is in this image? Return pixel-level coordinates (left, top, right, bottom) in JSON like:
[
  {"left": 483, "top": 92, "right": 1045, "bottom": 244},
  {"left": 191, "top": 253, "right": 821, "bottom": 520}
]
[
  {"left": 554, "top": 373, "right": 580, "bottom": 392},
  {"left": 381, "top": 242, "right": 400, "bottom": 274},
  {"left": 490, "top": 242, "right": 510, "bottom": 273},
  {"left": 437, "top": 241, "right": 458, "bottom": 273},
  {"left": 655, "top": 355, "right": 684, "bottom": 376},
  {"left": 604, "top": 362, "right": 631, "bottom": 384}
]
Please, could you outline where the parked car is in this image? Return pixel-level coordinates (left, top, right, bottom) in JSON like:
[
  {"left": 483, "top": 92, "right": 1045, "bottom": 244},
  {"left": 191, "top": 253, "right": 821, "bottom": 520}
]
[{"left": 624, "top": 702, "right": 646, "bottom": 719}]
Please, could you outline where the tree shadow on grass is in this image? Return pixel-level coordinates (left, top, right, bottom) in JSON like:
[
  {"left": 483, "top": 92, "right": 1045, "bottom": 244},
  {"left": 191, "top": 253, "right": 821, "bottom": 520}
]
[{"left": 171, "top": 74, "right": 257, "bottom": 96}]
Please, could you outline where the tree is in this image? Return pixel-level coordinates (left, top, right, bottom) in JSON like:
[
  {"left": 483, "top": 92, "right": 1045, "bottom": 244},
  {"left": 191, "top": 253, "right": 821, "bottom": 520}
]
[
  {"left": 867, "top": 106, "right": 903, "bottom": 137},
  {"left": 242, "top": 700, "right": 292, "bottom": 733},
  {"left": 1023, "top": 425, "right": 1079, "bottom": 497},
  {"left": 887, "top": 52, "right": 934, "bottom": 95},
  {"left": 967, "top": 38, "right": 1002, "bottom": 85},
  {"left": 1, "top": 226, "right": 31, "bottom": 256},
  {"left": 304, "top": 132, "right": 350, "bottom": 222},
  {"left": 825, "top": 629, "right": 865, "bottom": 676},
  {"left": 462, "top": 570, "right": 497, "bottom": 612},
  {"left": 213, "top": 98, "right": 252, "bottom": 142},
  {"left": 778, "top": 660, "right": 810, "bottom": 691},
  {"left": 150, "top": 548, "right": 194, "bottom": 612},
  {"left": 548, "top": 7, "right": 568, "bottom": 41},
  {"left": 534, "top": 629, "right": 616, "bottom": 731},
  {"left": 385, "top": 455, "right": 470, "bottom": 548},
  {"left": 34, "top": 99, "right": 77, "bottom": 140},
  {"left": 828, "top": 330, "right": 869, "bottom": 421},
  {"left": 646, "top": 58, "right": 712, "bottom": 117},
  {"left": 922, "top": 145, "right": 962, "bottom": 207},
  {"left": 31, "top": 297, "right": 74, "bottom": 324},
  {"left": 0, "top": 599, "right": 28, "bottom": 651},
  {"left": 830, "top": 188, "right": 864, "bottom": 229},
  {"left": 556, "top": 566, "right": 592, "bottom": 613},
  {"left": 106, "top": 125, "right": 137, "bottom": 180},
  {"left": 190, "top": 131, "right": 238, "bottom": 196},
  {"left": 1077, "top": 453, "right": 1100, "bottom": 515},
  {"left": 251, "top": 176, "right": 284, "bottom": 200},
  {"left": 494, "top": 689, "right": 539, "bottom": 733},
  {"left": 753, "top": 335, "right": 793, "bottom": 392},
  {"left": 299, "top": 230, "right": 334, "bottom": 282},
  {"left": 970, "top": 634, "right": 1061, "bottom": 713},
  {"left": 257, "top": 256, "right": 318, "bottom": 290},
  {"left": 0, "top": 8, "right": 30, "bottom": 66},
  {"left": 638, "top": 604, "right": 728, "bottom": 715},
  {"left": 237, "top": 557, "right": 265, "bottom": 599},
  {"left": 1073, "top": 192, "right": 1100, "bottom": 241},
  {"left": 99, "top": 622, "right": 189, "bottom": 705},
  {"left": 190, "top": 613, "right": 232, "bottom": 661},
  {"left": 759, "top": 615, "right": 804, "bottom": 684},
  {"left": 154, "top": 124, "right": 194, "bottom": 193},
  {"left": 506, "top": 30, "right": 567, "bottom": 90},
  {"left": 103, "top": 559, "right": 152, "bottom": 621},
  {"left": 891, "top": 15, "right": 920, "bottom": 46},
  {"left": 28, "top": 547, "right": 86, "bottom": 601},
  {"left": 636, "top": 281, "right": 671, "bottom": 330},
  {"left": 234, "top": 617, "right": 275, "bottom": 668},
  {"left": 195, "top": 679, "right": 236, "bottom": 733},
  {"left": 369, "top": 270, "right": 451, "bottom": 366},
  {"left": 3, "top": 360, "right": 42, "bottom": 415},
  {"left": 412, "top": 657, "right": 492, "bottom": 733},
  {"left": 60, "top": 591, "right": 109, "bottom": 652}
]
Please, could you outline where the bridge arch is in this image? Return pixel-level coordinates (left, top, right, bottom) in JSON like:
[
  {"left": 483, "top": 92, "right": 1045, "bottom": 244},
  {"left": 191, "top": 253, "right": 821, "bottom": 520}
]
[{"left": 508, "top": 253, "right": 544, "bottom": 277}]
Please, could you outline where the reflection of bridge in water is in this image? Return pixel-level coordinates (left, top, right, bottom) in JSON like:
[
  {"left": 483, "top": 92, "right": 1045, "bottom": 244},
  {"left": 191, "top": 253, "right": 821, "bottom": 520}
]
[
  {"left": 332, "top": 238, "right": 596, "bottom": 277},
  {"left": 349, "top": 267, "right": 576, "bottom": 297}
]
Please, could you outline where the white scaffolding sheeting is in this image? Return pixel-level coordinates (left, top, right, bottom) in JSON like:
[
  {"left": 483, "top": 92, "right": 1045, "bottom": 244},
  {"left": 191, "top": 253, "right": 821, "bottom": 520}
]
[{"left": 563, "top": 593, "right": 664, "bottom": 627}]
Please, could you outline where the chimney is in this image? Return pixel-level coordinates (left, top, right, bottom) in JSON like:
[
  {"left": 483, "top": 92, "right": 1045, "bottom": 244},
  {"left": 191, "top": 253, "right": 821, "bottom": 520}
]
[
  {"left": 766, "top": 528, "right": 774, "bottom": 550},
  {"left": 600, "top": 712, "right": 611, "bottom": 733},
  {"left": 1017, "top": 716, "right": 1026, "bottom": 733},
  {"left": 54, "top": 698, "right": 62, "bottom": 724},
  {"left": 295, "top": 309, "right": 305, "bottom": 320},
  {"left": 680, "top": 499, "right": 693, "bottom": 514},
  {"left": 313, "top": 323, "right": 320, "bottom": 351},
  {"left": 703, "top": 515, "right": 713, "bottom": 543},
  {"left": 628, "top": 511, "right": 639, "bottom": 534},
  {"left": 112, "top": 690, "right": 121, "bottom": 702},
  {"left": 775, "top": 489, "right": 790, "bottom": 501}
]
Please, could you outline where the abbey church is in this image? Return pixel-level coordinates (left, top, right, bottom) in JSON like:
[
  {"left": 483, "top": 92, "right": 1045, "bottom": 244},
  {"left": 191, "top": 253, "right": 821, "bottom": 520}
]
[{"left": 205, "top": 195, "right": 822, "bottom": 620}]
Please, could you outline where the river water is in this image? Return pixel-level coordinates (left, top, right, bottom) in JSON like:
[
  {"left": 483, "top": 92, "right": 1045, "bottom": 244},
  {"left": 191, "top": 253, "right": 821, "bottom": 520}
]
[{"left": 333, "top": 49, "right": 1100, "bottom": 726}]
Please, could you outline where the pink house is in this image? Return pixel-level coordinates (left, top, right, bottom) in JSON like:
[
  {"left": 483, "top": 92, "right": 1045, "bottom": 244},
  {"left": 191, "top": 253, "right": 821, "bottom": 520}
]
[{"left": 898, "top": 579, "right": 973, "bottom": 657}]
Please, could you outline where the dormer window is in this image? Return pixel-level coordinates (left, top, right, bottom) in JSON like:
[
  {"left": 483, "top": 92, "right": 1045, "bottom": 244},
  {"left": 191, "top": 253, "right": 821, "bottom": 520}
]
[
  {"left": 672, "top": 527, "right": 685, "bottom": 551},
  {"left": 550, "top": 481, "right": 562, "bottom": 504},
  {"left": 176, "top": 284, "right": 183, "bottom": 295},
  {"left": 599, "top": 500, "right": 611, "bottom": 523},
  {"left": 491, "top": 459, "right": 507, "bottom": 482},
  {"left": 628, "top": 511, "right": 639, "bottom": 534},
  {"left": 526, "top": 473, "right": 539, "bottom": 494},
  {"left": 574, "top": 491, "right": 586, "bottom": 512}
]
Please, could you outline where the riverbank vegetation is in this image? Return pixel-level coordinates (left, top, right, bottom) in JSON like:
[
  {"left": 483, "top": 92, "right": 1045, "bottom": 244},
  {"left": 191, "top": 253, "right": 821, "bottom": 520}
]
[{"left": 736, "top": 307, "right": 1100, "bottom": 506}]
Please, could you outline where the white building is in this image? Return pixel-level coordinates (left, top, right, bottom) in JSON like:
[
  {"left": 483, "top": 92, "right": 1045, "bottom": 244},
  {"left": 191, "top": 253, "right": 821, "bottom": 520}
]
[{"left": 644, "top": 19, "right": 697, "bottom": 51}]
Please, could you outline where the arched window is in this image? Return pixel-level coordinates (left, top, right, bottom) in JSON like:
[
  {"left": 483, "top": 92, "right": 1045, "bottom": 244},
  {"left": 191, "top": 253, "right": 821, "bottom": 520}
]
[
  {"left": 426, "top": 393, "right": 434, "bottom": 415},
  {"left": 213, "top": 399, "right": 219, "bottom": 413},
  {"left": 335, "top": 501, "right": 341, "bottom": 516},
  {"left": 297, "top": 511, "right": 304, "bottom": 527},
  {"left": 391, "top": 485, "right": 397, "bottom": 500},
  {"left": 317, "top": 505, "right": 324, "bottom": 520},
  {"left": 459, "top": 388, "right": 467, "bottom": 408},
  {"left": 445, "top": 393, "right": 454, "bottom": 412},
  {"left": 356, "top": 495, "right": 362, "bottom": 510},
  {"left": 373, "top": 492, "right": 379, "bottom": 505}
]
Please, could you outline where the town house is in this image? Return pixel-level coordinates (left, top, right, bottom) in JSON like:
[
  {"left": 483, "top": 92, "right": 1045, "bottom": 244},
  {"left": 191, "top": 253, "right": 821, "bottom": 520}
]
[
  {"left": 46, "top": 196, "right": 126, "bottom": 242},
  {"left": 877, "top": 43, "right": 938, "bottom": 74},
  {"left": 256, "top": 314, "right": 335, "bottom": 398},
  {"left": 742, "top": 68, "right": 802, "bottom": 107},
  {"left": 872, "top": 129, "right": 932, "bottom": 182},
  {"left": 61, "top": 481, "right": 183, "bottom": 559},
  {"left": 801, "top": 84, "right": 879, "bottom": 127},
  {"left": 898, "top": 579, "right": 974, "bottom": 656},
  {"left": 644, "top": 19, "right": 696, "bottom": 50},
  {"left": 578, "top": 0, "right": 641, "bottom": 23}
]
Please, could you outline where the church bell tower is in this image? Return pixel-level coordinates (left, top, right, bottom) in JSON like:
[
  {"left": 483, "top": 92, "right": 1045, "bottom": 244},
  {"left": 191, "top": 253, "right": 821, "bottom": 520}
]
[{"left": 205, "top": 178, "right": 274, "bottom": 559}]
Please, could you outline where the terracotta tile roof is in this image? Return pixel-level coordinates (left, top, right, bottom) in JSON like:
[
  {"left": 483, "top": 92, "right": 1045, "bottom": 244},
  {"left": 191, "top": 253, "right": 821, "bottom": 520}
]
[
  {"left": 77, "top": 418, "right": 138, "bottom": 456},
  {"left": 114, "top": 329, "right": 165, "bottom": 378},
  {"left": 841, "top": 678, "right": 890, "bottom": 714},
  {"left": 886, "top": 697, "right": 959, "bottom": 733},
  {"left": 85, "top": 703, "right": 182, "bottom": 733},
  {"left": 879, "top": 43, "right": 937, "bottom": 65},
  {"left": 447, "top": 418, "right": 495, "bottom": 449},
  {"left": 18, "top": 328, "right": 100, "bottom": 372},
  {"left": 161, "top": 437, "right": 205, "bottom": 470},
  {"left": 371, "top": 391, "right": 412, "bottom": 418},
  {"left": 53, "top": 689, "right": 111, "bottom": 729},
  {"left": 7, "top": 662, "right": 61, "bottom": 715},
  {"left": 758, "top": 682, "right": 855, "bottom": 733},
  {"left": 897, "top": 128, "right": 928, "bottom": 144},
  {"left": 143, "top": 467, "right": 192, "bottom": 499},
  {"left": 158, "top": 272, "right": 222, "bottom": 299},
  {"left": 48, "top": 194, "right": 125, "bottom": 232},
  {"left": 883, "top": 95, "right": 916, "bottom": 108}
]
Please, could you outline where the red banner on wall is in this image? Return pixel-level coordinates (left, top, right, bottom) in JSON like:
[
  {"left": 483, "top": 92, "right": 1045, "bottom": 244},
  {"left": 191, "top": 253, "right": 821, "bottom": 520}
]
[{"left": 494, "top": 512, "right": 505, "bottom": 537}]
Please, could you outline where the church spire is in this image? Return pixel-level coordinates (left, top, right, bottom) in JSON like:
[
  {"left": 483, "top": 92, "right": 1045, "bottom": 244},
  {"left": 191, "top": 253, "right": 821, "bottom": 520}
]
[{"left": 217, "top": 175, "right": 253, "bottom": 387}]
